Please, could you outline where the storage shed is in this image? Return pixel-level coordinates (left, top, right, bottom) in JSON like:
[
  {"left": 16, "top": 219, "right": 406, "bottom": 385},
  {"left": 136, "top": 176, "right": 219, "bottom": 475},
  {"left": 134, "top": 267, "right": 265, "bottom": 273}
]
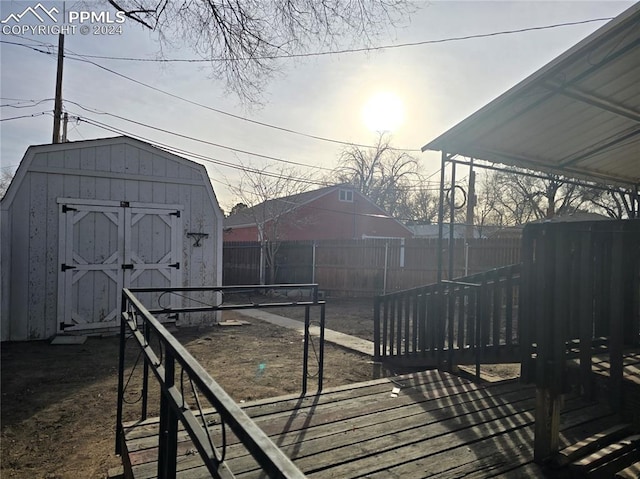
[{"left": 1, "top": 136, "right": 223, "bottom": 341}]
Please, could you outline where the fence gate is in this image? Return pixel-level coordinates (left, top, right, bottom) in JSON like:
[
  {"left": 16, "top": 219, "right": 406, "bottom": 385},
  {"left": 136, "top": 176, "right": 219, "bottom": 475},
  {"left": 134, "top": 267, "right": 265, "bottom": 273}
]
[{"left": 57, "top": 200, "right": 182, "bottom": 333}]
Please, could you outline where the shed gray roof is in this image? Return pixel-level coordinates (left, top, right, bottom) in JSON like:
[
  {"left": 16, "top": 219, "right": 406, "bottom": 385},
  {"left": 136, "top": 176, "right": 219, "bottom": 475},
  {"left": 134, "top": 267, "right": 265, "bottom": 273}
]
[{"left": 422, "top": 3, "right": 640, "bottom": 188}]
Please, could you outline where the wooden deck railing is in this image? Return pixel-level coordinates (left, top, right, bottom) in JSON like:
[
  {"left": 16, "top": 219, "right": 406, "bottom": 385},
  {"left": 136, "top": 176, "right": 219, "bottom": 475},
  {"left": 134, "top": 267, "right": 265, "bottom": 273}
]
[
  {"left": 373, "top": 263, "right": 521, "bottom": 371},
  {"left": 518, "top": 220, "right": 640, "bottom": 461},
  {"left": 116, "top": 285, "right": 325, "bottom": 479}
]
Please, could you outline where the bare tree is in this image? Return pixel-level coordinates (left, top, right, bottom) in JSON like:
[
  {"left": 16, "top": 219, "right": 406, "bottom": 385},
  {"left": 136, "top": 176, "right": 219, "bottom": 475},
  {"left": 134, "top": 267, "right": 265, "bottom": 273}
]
[
  {"left": 333, "top": 133, "right": 420, "bottom": 217},
  {"left": 0, "top": 169, "right": 15, "bottom": 199},
  {"left": 103, "top": 1, "right": 414, "bottom": 101},
  {"left": 581, "top": 188, "right": 637, "bottom": 219},
  {"left": 404, "top": 183, "right": 440, "bottom": 225},
  {"left": 228, "top": 164, "right": 317, "bottom": 283},
  {"left": 476, "top": 169, "right": 594, "bottom": 225},
  {"left": 474, "top": 171, "right": 505, "bottom": 231}
]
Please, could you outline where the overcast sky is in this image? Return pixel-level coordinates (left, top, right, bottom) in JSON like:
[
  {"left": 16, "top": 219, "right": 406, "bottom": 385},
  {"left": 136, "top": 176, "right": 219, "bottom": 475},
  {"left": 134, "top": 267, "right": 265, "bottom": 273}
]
[{"left": 0, "top": 0, "right": 634, "bottom": 210}]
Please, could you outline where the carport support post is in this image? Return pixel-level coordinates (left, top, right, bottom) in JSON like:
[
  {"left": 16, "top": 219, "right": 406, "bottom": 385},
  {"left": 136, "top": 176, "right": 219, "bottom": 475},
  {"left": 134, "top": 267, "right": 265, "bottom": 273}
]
[
  {"left": 446, "top": 161, "right": 456, "bottom": 370},
  {"left": 436, "top": 152, "right": 448, "bottom": 369},
  {"left": 437, "top": 152, "right": 447, "bottom": 285},
  {"left": 448, "top": 161, "right": 456, "bottom": 280}
]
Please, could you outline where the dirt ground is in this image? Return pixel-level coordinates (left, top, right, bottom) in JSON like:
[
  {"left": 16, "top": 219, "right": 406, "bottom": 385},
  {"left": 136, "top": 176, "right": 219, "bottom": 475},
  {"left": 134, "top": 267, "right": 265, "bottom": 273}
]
[{"left": 0, "top": 302, "right": 376, "bottom": 479}]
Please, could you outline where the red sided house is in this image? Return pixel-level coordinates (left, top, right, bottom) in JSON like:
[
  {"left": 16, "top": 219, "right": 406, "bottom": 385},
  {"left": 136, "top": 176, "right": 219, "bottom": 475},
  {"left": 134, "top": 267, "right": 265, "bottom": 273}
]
[{"left": 224, "top": 185, "right": 413, "bottom": 241}]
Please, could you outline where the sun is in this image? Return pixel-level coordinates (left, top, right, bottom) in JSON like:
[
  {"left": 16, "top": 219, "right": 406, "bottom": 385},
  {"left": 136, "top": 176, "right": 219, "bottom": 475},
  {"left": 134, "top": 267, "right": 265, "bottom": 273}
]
[{"left": 361, "top": 91, "right": 405, "bottom": 133}]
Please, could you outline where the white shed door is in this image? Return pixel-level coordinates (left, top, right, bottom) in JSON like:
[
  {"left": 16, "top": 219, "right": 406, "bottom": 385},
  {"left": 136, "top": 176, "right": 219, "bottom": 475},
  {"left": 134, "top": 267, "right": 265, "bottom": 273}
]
[
  {"left": 58, "top": 202, "right": 182, "bottom": 332},
  {"left": 125, "top": 207, "right": 182, "bottom": 313}
]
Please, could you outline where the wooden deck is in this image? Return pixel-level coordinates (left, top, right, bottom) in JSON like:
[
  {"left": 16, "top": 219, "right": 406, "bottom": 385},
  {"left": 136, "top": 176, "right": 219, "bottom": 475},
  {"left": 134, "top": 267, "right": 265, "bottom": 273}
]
[
  {"left": 567, "top": 350, "right": 640, "bottom": 429},
  {"left": 120, "top": 370, "right": 624, "bottom": 478}
]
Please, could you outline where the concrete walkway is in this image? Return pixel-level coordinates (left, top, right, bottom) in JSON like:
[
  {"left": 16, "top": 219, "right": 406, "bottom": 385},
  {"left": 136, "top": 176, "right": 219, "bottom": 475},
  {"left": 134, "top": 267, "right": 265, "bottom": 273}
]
[{"left": 238, "top": 309, "right": 374, "bottom": 357}]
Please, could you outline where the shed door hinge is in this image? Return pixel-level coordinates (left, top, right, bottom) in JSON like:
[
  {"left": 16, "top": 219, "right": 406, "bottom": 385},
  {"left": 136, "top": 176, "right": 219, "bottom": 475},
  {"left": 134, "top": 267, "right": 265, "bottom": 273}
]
[
  {"left": 169, "top": 262, "right": 180, "bottom": 269},
  {"left": 62, "top": 205, "right": 77, "bottom": 213},
  {"left": 120, "top": 201, "right": 130, "bottom": 208},
  {"left": 59, "top": 322, "right": 75, "bottom": 330},
  {"left": 61, "top": 264, "right": 76, "bottom": 271},
  {"left": 170, "top": 210, "right": 181, "bottom": 217},
  {"left": 121, "top": 264, "right": 134, "bottom": 270}
]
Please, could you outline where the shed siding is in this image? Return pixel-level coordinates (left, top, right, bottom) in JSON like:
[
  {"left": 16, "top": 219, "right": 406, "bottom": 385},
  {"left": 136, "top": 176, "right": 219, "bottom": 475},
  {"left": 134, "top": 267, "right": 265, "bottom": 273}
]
[
  {"left": 9, "top": 177, "right": 30, "bottom": 340},
  {"left": 44, "top": 172, "right": 64, "bottom": 338},
  {"left": 1, "top": 138, "right": 222, "bottom": 341}
]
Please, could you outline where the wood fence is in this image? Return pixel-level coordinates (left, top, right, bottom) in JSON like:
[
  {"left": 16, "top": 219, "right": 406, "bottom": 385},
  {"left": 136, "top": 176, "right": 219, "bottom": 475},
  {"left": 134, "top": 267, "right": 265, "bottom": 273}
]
[{"left": 223, "top": 238, "right": 521, "bottom": 296}]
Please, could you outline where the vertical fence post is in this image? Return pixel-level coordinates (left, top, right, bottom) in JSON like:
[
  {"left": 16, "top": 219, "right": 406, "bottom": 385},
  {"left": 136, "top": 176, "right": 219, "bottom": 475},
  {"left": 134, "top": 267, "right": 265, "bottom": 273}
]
[
  {"left": 436, "top": 285, "right": 445, "bottom": 369},
  {"left": 474, "top": 286, "right": 482, "bottom": 380},
  {"left": 302, "top": 305, "right": 310, "bottom": 396},
  {"left": 464, "top": 241, "right": 469, "bottom": 276},
  {"left": 447, "top": 285, "right": 455, "bottom": 370},
  {"left": 382, "top": 296, "right": 389, "bottom": 360},
  {"left": 383, "top": 242, "right": 389, "bottom": 295},
  {"left": 157, "top": 349, "right": 178, "bottom": 479},
  {"left": 373, "top": 296, "right": 381, "bottom": 361},
  {"left": 505, "top": 265, "right": 514, "bottom": 350},
  {"left": 318, "top": 302, "right": 326, "bottom": 393},
  {"left": 311, "top": 241, "right": 317, "bottom": 284}
]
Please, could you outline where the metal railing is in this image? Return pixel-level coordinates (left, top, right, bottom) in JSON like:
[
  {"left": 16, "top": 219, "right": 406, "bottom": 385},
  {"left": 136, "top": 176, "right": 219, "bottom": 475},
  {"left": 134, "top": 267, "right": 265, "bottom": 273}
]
[
  {"left": 116, "top": 284, "right": 325, "bottom": 479},
  {"left": 374, "top": 264, "right": 521, "bottom": 373}
]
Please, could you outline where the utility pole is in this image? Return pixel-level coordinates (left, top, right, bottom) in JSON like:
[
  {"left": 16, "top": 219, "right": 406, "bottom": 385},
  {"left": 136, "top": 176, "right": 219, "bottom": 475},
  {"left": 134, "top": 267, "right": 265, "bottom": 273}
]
[
  {"left": 62, "top": 112, "right": 69, "bottom": 142},
  {"left": 52, "top": 33, "right": 64, "bottom": 144}
]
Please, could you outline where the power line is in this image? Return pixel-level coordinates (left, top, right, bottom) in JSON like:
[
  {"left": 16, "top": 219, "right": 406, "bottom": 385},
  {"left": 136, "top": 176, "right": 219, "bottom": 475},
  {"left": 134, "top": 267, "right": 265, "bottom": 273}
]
[
  {"left": 0, "top": 111, "right": 51, "bottom": 122},
  {"left": 1, "top": 40, "right": 420, "bottom": 153},
  {"left": 63, "top": 99, "right": 335, "bottom": 172},
  {"left": 66, "top": 53, "right": 422, "bottom": 153},
  {"left": 64, "top": 18, "right": 612, "bottom": 62},
  {"left": 1, "top": 98, "right": 53, "bottom": 108}
]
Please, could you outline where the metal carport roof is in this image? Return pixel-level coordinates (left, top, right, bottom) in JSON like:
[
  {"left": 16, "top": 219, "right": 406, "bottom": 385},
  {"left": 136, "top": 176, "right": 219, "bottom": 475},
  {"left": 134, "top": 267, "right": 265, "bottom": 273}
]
[{"left": 422, "top": 3, "right": 640, "bottom": 189}]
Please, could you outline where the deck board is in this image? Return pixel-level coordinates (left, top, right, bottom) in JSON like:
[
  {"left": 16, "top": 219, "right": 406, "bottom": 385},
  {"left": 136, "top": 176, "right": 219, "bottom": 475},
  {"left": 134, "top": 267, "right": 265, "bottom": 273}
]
[{"left": 121, "top": 370, "right": 619, "bottom": 478}]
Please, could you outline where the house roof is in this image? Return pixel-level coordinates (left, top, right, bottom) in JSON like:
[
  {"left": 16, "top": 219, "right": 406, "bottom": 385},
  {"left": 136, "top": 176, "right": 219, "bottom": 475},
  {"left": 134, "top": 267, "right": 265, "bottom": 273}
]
[
  {"left": 224, "top": 184, "right": 339, "bottom": 228},
  {"left": 224, "top": 184, "right": 412, "bottom": 234},
  {"left": 422, "top": 3, "right": 640, "bottom": 189}
]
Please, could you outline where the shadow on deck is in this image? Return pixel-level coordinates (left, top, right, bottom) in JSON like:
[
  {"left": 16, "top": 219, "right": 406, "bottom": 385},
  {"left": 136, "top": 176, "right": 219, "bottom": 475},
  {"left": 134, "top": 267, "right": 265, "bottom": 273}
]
[{"left": 120, "top": 370, "right": 625, "bottom": 478}]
